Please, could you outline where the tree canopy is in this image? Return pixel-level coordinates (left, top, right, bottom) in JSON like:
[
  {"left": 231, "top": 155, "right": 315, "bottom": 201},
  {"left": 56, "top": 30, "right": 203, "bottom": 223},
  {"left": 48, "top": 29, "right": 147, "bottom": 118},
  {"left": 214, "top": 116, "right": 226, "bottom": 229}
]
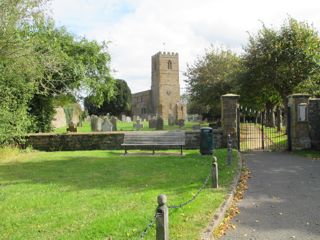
[
  {"left": 185, "top": 47, "right": 242, "bottom": 119},
  {"left": 185, "top": 17, "right": 320, "bottom": 119},
  {"left": 240, "top": 17, "right": 320, "bottom": 109},
  {"left": 0, "top": 0, "right": 115, "bottom": 143},
  {"left": 84, "top": 79, "right": 132, "bottom": 117}
]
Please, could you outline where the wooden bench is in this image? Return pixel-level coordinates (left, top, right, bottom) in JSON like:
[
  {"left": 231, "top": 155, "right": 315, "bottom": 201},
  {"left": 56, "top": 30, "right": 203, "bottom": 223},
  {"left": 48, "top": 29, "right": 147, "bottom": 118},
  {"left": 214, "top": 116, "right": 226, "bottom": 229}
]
[{"left": 121, "top": 131, "right": 186, "bottom": 155}]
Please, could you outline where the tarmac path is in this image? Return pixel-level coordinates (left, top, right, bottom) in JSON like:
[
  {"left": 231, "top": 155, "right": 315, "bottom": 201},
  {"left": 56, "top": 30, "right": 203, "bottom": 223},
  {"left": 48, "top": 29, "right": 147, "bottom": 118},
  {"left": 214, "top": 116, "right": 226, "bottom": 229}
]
[{"left": 220, "top": 151, "right": 320, "bottom": 240}]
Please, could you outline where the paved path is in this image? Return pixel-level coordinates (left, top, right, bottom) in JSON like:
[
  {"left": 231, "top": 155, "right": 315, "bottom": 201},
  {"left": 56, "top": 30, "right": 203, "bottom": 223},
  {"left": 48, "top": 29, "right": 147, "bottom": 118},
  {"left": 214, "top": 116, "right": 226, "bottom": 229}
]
[{"left": 221, "top": 151, "right": 320, "bottom": 240}]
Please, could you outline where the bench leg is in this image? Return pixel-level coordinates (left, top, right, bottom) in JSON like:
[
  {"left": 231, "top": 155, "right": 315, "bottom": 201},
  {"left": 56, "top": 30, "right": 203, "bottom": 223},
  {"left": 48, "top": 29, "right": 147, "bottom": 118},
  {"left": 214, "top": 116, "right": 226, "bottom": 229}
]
[
  {"left": 153, "top": 146, "right": 155, "bottom": 155},
  {"left": 181, "top": 146, "right": 183, "bottom": 155},
  {"left": 124, "top": 146, "right": 127, "bottom": 155}
]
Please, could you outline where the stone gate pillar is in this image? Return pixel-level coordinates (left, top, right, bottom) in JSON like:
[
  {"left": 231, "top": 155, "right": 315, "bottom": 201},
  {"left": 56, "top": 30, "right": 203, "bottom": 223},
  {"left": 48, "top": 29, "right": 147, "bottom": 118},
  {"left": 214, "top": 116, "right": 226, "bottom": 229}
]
[
  {"left": 287, "top": 94, "right": 311, "bottom": 150},
  {"left": 308, "top": 98, "right": 320, "bottom": 150},
  {"left": 221, "top": 94, "right": 240, "bottom": 148}
]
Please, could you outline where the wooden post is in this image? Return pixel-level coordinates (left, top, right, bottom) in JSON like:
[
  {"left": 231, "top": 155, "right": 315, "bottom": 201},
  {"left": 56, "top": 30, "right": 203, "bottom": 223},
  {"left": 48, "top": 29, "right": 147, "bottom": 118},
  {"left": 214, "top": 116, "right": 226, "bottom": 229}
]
[
  {"left": 156, "top": 194, "right": 169, "bottom": 240},
  {"left": 212, "top": 157, "right": 218, "bottom": 188}
]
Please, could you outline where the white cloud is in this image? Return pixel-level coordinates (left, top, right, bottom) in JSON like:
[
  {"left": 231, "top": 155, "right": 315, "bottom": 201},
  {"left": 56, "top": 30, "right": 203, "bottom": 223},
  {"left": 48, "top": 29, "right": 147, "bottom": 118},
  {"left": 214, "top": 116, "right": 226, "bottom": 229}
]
[{"left": 49, "top": 0, "right": 320, "bottom": 94}]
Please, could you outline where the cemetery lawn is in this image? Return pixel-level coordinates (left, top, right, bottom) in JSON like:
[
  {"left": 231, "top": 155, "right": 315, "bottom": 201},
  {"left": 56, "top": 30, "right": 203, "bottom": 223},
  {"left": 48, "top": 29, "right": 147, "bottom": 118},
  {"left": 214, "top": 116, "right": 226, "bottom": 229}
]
[
  {"left": 0, "top": 149, "right": 238, "bottom": 240},
  {"left": 53, "top": 120, "right": 209, "bottom": 133}
]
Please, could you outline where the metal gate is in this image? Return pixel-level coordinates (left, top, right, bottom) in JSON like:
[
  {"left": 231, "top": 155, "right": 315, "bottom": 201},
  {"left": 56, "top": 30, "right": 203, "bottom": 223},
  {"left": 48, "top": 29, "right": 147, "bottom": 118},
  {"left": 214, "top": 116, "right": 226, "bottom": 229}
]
[{"left": 238, "top": 106, "right": 288, "bottom": 151}]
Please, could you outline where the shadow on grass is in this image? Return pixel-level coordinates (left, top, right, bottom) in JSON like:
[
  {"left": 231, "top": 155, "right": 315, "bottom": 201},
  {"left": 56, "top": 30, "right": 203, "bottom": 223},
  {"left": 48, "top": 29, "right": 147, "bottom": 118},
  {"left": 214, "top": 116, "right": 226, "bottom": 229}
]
[{"left": 0, "top": 151, "right": 222, "bottom": 194}]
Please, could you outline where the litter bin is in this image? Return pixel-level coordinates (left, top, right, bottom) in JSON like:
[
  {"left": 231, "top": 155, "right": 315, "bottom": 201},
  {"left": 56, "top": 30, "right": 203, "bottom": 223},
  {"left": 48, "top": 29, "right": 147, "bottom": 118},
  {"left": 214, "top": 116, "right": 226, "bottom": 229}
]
[{"left": 200, "top": 127, "right": 213, "bottom": 155}]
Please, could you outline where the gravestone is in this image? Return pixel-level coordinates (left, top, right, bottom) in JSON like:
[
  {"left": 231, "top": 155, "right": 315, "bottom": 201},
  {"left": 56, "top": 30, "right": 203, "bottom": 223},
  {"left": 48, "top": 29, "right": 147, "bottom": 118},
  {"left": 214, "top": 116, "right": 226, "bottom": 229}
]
[
  {"left": 121, "top": 114, "right": 126, "bottom": 122},
  {"left": 111, "top": 116, "right": 117, "bottom": 131},
  {"left": 91, "top": 115, "right": 102, "bottom": 132},
  {"left": 126, "top": 116, "right": 132, "bottom": 122},
  {"left": 67, "top": 122, "right": 77, "bottom": 132},
  {"left": 168, "top": 114, "right": 175, "bottom": 126},
  {"left": 149, "top": 118, "right": 157, "bottom": 128},
  {"left": 133, "top": 120, "right": 143, "bottom": 131},
  {"left": 101, "top": 117, "right": 113, "bottom": 132},
  {"left": 156, "top": 117, "right": 164, "bottom": 130},
  {"left": 177, "top": 119, "right": 185, "bottom": 128},
  {"left": 133, "top": 115, "right": 138, "bottom": 122}
]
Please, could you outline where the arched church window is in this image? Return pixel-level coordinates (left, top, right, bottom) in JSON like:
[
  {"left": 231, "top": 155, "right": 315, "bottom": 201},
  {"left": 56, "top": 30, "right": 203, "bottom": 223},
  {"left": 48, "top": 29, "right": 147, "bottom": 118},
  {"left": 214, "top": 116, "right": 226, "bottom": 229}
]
[{"left": 168, "top": 60, "right": 172, "bottom": 69}]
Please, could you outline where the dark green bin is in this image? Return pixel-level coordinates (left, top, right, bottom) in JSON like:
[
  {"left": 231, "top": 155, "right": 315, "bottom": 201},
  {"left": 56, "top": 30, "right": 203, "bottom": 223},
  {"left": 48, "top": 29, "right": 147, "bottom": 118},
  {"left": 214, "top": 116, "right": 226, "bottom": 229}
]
[{"left": 200, "top": 127, "right": 213, "bottom": 155}]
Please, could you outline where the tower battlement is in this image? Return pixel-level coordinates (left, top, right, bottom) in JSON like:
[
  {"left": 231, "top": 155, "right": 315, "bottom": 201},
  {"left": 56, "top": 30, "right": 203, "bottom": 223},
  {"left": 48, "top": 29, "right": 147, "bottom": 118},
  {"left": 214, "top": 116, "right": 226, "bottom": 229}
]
[{"left": 154, "top": 51, "right": 178, "bottom": 57}]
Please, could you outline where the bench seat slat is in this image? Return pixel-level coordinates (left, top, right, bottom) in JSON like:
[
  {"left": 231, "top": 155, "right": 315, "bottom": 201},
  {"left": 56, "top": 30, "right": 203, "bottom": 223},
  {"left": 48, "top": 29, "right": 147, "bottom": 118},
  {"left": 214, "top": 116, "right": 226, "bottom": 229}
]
[{"left": 122, "top": 131, "right": 186, "bottom": 155}]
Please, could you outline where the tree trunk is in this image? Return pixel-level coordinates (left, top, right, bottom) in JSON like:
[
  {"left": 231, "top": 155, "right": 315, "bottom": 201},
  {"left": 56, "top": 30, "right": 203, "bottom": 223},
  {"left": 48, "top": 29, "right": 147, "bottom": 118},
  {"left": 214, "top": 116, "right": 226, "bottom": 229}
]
[
  {"left": 276, "top": 106, "right": 282, "bottom": 132},
  {"left": 265, "top": 103, "right": 275, "bottom": 127}
]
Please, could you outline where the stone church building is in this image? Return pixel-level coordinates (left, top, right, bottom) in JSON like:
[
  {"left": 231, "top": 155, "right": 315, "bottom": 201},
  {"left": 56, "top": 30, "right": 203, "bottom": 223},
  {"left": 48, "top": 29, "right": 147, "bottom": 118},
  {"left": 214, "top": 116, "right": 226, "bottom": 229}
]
[{"left": 131, "top": 51, "right": 186, "bottom": 121}]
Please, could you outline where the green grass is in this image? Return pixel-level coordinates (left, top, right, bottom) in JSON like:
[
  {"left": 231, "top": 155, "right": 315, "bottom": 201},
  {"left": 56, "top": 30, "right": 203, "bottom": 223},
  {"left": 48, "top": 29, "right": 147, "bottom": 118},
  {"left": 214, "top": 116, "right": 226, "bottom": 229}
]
[
  {"left": 262, "top": 126, "right": 287, "bottom": 145},
  {"left": 293, "top": 149, "right": 320, "bottom": 159},
  {"left": 0, "top": 149, "right": 238, "bottom": 239},
  {"left": 53, "top": 121, "right": 208, "bottom": 133},
  {"left": 240, "top": 123, "right": 287, "bottom": 151}
]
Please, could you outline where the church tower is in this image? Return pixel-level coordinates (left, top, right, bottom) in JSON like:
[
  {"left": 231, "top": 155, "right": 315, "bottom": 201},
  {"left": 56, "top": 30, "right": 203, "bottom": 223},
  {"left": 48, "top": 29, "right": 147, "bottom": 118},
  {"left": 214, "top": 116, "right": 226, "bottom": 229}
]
[{"left": 151, "top": 52, "right": 180, "bottom": 119}]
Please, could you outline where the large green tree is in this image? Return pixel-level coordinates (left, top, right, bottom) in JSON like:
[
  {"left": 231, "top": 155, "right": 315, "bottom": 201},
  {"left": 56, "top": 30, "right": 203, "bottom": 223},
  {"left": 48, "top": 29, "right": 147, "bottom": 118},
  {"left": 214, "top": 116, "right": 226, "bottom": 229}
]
[
  {"left": 240, "top": 17, "right": 320, "bottom": 108},
  {"left": 0, "top": 0, "right": 115, "bottom": 141},
  {"left": 84, "top": 79, "right": 132, "bottom": 117},
  {"left": 26, "top": 19, "right": 114, "bottom": 132},
  {"left": 240, "top": 17, "right": 320, "bottom": 127},
  {"left": 0, "top": 0, "right": 46, "bottom": 144},
  {"left": 185, "top": 47, "right": 242, "bottom": 119}
]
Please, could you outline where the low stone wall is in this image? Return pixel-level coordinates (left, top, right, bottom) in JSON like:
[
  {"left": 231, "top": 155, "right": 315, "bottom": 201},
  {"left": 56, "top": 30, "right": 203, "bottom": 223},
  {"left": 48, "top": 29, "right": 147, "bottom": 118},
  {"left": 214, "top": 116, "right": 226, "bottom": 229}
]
[{"left": 24, "top": 129, "right": 224, "bottom": 151}]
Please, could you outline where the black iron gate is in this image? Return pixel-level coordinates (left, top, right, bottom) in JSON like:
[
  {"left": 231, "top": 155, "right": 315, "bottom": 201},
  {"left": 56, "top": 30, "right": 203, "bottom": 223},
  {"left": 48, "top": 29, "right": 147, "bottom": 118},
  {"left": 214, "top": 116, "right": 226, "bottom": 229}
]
[{"left": 238, "top": 106, "right": 288, "bottom": 151}]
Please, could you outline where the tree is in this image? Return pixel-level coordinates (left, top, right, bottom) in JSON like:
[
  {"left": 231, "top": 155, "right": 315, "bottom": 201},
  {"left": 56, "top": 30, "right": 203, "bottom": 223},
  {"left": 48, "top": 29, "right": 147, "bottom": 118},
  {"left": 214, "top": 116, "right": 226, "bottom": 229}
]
[
  {"left": 25, "top": 18, "right": 114, "bottom": 132},
  {"left": 0, "top": 0, "right": 47, "bottom": 144},
  {"left": 84, "top": 79, "right": 132, "bottom": 116},
  {"left": 185, "top": 47, "right": 242, "bottom": 119},
  {"left": 0, "top": 0, "right": 115, "bottom": 140},
  {"left": 240, "top": 17, "right": 320, "bottom": 126},
  {"left": 241, "top": 17, "right": 320, "bottom": 106}
]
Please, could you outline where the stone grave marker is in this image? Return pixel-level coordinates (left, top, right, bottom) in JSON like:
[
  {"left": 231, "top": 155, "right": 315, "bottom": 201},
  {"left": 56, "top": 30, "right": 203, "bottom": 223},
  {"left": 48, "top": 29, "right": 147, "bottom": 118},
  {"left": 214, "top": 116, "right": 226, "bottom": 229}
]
[
  {"left": 91, "top": 115, "right": 102, "bottom": 132},
  {"left": 168, "top": 114, "right": 175, "bottom": 126},
  {"left": 111, "top": 116, "right": 117, "bottom": 131},
  {"left": 101, "top": 117, "right": 113, "bottom": 132},
  {"left": 156, "top": 117, "right": 164, "bottom": 130},
  {"left": 149, "top": 118, "right": 157, "bottom": 128},
  {"left": 133, "top": 115, "right": 138, "bottom": 122},
  {"left": 177, "top": 119, "right": 185, "bottom": 128},
  {"left": 67, "top": 122, "right": 77, "bottom": 132},
  {"left": 133, "top": 119, "right": 143, "bottom": 131},
  {"left": 126, "top": 116, "right": 132, "bottom": 122}
]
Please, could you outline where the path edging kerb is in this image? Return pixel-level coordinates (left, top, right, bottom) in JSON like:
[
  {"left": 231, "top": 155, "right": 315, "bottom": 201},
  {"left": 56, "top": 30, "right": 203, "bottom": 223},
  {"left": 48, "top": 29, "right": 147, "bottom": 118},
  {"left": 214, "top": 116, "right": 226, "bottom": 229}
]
[{"left": 201, "top": 151, "right": 243, "bottom": 240}]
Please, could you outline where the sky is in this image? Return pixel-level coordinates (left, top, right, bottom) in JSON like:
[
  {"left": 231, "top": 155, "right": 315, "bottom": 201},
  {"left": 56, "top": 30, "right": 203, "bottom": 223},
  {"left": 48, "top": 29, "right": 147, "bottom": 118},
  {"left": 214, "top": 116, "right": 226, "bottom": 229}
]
[{"left": 49, "top": 0, "right": 320, "bottom": 94}]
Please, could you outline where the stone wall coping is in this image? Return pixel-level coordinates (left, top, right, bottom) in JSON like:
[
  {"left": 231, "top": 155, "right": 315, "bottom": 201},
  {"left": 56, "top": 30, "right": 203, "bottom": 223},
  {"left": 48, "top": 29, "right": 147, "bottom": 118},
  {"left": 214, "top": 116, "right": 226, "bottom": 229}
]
[
  {"left": 221, "top": 93, "right": 240, "bottom": 98},
  {"left": 309, "top": 98, "right": 320, "bottom": 101},
  {"left": 26, "top": 129, "right": 224, "bottom": 137},
  {"left": 287, "top": 93, "right": 310, "bottom": 98},
  {"left": 26, "top": 132, "right": 126, "bottom": 137}
]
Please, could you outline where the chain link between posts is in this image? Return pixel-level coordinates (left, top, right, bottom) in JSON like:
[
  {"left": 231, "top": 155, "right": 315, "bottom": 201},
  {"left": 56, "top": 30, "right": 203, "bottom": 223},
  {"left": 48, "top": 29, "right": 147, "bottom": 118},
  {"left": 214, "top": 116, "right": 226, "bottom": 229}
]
[
  {"left": 138, "top": 213, "right": 156, "bottom": 239},
  {"left": 138, "top": 161, "right": 213, "bottom": 239},
  {"left": 168, "top": 171, "right": 211, "bottom": 209}
]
